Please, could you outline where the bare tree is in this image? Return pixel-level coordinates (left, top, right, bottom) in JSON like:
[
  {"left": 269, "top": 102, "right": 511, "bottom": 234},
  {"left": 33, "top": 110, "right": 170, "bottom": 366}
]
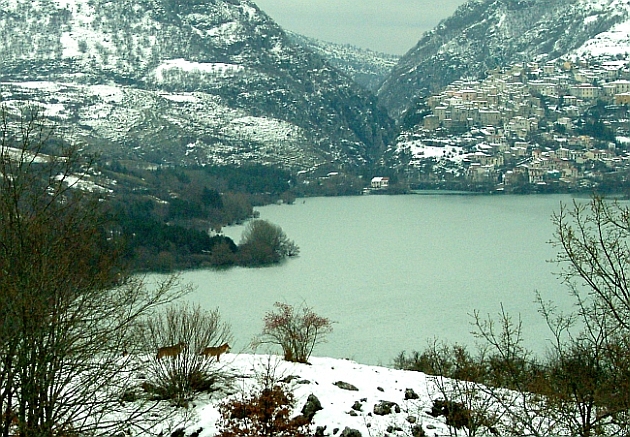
[
  {"left": 395, "top": 197, "right": 630, "bottom": 436},
  {"left": 0, "top": 104, "right": 189, "bottom": 437},
  {"left": 253, "top": 302, "right": 333, "bottom": 363},
  {"left": 471, "top": 308, "right": 556, "bottom": 437},
  {"left": 399, "top": 339, "right": 502, "bottom": 437},
  {"left": 552, "top": 197, "right": 630, "bottom": 332},
  {"left": 472, "top": 197, "right": 630, "bottom": 437},
  {"left": 542, "top": 197, "right": 630, "bottom": 436}
]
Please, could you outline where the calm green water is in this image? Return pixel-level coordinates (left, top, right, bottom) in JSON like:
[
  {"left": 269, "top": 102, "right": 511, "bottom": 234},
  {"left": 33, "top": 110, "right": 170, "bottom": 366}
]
[{"left": 181, "top": 194, "right": 581, "bottom": 365}]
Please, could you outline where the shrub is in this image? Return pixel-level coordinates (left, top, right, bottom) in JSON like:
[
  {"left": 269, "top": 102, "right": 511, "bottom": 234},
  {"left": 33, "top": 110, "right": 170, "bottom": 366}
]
[
  {"left": 215, "top": 358, "right": 312, "bottom": 437},
  {"left": 253, "top": 302, "right": 333, "bottom": 363},
  {"left": 139, "top": 304, "right": 233, "bottom": 405},
  {"left": 393, "top": 342, "right": 485, "bottom": 382},
  {"left": 216, "top": 385, "right": 311, "bottom": 437}
]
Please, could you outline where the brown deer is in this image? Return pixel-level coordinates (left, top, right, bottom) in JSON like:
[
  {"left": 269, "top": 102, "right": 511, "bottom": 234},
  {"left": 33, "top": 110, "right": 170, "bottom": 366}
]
[
  {"left": 156, "top": 342, "right": 187, "bottom": 360},
  {"left": 200, "top": 343, "right": 230, "bottom": 361}
]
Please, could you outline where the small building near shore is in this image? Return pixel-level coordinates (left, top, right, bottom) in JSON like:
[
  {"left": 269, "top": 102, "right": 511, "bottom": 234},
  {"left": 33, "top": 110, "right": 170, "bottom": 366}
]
[{"left": 370, "top": 177, "right": 390, "bottom": 189}]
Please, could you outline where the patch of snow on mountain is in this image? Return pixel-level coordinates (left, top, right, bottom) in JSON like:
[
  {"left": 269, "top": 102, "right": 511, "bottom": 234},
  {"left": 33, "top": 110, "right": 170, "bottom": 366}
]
[
  {"left": 59, "top": 174, "right": 113, "bottom": 193},
  {"left": 41, "top": 103, "right": 66, "bottom": 118},
  {"left": 52, "top": 0, "right": 79, "bottom": 8},
  {"left": 79, "top": 102, "right": 112, "bottom": 120},
  {"left": 399, "top": 139, "right": 468, "bottom": 163},
  {"left": 584, "top": 15, "right": 600, "bottom": 25},
  {"left": 54, "top": 0, "right": 99, "bottom": 59},
  {"left": 154, "top": 60, "right": 245, "bottom": 83},
  {"left": 206, "top": 21, "right": 243, "bottom": 45},
  {"left": 2, "top": 147, "right": 48, "bottom": 163},
  {"left": 222, "top": 116, "right": 303, "bottom": 143},
  {"left": 496, "top": 13, "right": 506, "bottom": 28},
  {"left": 160, "top": 93, "right": 197, "bottom": 103},
  {"left": 239, "top": 3, "right": 258, "bottom": 21},
  {"left": 3, "top": 0, "right": 19, "bottom": 9},
  {"left": 5, "top": 81, "right": 62, "bottom": 92},
  {"left": 60, "top": 32, "right": 81, "bottom": 58},
  {"left": 89, "top": 85, "right": 124, "bottom": 103},
  {"left": 574, "top": 0, "right": 630, "bottom": 56},
  {"left": 576, "top": 19, "right": 630, "bottom": 56}
]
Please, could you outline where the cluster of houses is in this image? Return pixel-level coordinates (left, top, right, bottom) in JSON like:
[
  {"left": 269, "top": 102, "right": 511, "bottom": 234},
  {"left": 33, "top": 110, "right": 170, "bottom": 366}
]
[{"left": 402, "top": 58, "right": 630, "bottom": 189}]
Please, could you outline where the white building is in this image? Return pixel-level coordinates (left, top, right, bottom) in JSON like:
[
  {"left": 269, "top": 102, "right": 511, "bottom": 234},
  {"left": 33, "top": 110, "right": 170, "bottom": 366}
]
[{"left": 370, "top": 177, "right": 390, "bottom": 189}]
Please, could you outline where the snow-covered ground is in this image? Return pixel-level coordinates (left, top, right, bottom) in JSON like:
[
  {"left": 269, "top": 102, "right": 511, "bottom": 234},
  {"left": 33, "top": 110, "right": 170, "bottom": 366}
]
[
  {"left": 179, "top": 354, "right": 455, "bottom": 437},
  {"left": 396, "top": 138, "right": 469, "bottom": 164},
  {"left": 574, "top": 0, "right": 630, "bottom": 57},
  {"left": 576, "top": 19, "right": 630, "bottom": 57}
]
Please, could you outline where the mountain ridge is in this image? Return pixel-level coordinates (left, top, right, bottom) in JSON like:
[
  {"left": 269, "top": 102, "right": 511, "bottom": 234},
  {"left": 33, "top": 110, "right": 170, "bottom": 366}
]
[
  {"left": 0, "top": 0, "right": 396, "bottom": 171},
  {"left": 286, "top": 31, "right": 400, "bottom": 92},
  {"left": 378, "top": 0, "right": 630, "bottom": 120},
  {"left": 4, "top": 0, "right": 630, "bottom": 172}
]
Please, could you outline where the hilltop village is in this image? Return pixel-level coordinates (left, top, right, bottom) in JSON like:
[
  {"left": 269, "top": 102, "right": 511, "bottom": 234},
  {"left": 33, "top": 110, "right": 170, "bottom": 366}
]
[{"left": 396, "top": 58, "right": 630, "bottom": 192}]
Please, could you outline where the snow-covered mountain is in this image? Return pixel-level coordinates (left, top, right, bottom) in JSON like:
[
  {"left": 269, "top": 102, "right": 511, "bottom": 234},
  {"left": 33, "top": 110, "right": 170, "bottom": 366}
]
[
  {"left": 287, "top": 32, "right": 400, "bottom": 92},
  {"left": 0, "top": 0, "right": 396, "bottom": 170},
  {"left": 378, "top": 0, "right": 630, "bottom": 120}
]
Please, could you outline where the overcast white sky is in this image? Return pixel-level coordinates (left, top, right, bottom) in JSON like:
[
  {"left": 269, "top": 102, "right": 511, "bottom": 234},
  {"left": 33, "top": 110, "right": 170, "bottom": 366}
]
[{"left": 253, "top": 0, "right": 468, "bottom": 55}]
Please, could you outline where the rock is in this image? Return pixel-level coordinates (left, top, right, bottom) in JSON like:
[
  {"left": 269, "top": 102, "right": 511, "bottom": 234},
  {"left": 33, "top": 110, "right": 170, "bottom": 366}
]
[
  {"left": 280, "top": 375, "right": 301, "bottom": 383},
  {"left": 407, "top": 415, "right": 417, "bottom": 423},
  {"left": 301, "top": 394, "right": 323, "bottom": 420},
  {"left": 340, "top": 427, "right": 362, "bottom": 437},
  {"left": 351, "top": 401, "right": 363, "bottom": 411},
  {"left": 386, "top": 425, "right": 403, "bottom": 433},
  {"left": 315, "top": 425, "right": 327, "bottom": 436},
  {"left": 411, "top": 424, "right": 426, "bottom": 437},
  {"left": 334, "top": 381, "right": 359, "bottom": 391},
  {"left": 373, "top": 401, "right": 400, "bottom": 416},
  {"left": 348, "top": 410, "right": 358, "bottom": 417},
  {"left": 377, "top": 386, "right": 384, "bottom": 392},
  {"left": 405, "top": 388, "right": 419, "bottom": 400},
  {"left": 429, "top": 399, "right": 471, "bottom": 429},
  {"left": 170, "top": 429, "right": 184, "bottom": 437}
]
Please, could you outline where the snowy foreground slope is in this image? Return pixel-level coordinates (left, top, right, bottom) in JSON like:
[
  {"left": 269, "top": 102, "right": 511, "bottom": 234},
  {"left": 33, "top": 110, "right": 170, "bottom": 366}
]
[{"left": 177, "top": 354, "right": 453, "bottom": 437}]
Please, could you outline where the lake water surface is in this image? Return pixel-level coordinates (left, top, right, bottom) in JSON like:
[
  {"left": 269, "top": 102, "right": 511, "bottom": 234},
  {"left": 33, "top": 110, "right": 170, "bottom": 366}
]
[{"left": 181, "top": 194, "right": 581, "bottom": 365}]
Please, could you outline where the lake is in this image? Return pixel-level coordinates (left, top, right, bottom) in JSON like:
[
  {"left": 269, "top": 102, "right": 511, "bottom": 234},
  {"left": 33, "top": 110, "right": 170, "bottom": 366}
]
[{"left": 180, "top": 194, "right": 581, "bottom": 365}]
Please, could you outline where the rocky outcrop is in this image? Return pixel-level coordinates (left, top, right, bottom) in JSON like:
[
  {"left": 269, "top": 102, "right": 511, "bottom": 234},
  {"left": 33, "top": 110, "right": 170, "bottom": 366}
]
[
  {"left": 301, "top": 394, "right": 323, "bottom": 421},
  {"left": 405, "top": 388, "right": 419, "bottom": 400},
  {"left": 333, "top": 381, "right": 359, "bottom": 391},
  {"left": 340, "top": 427, "right": 362, "bottom": 437},
  {"left": 373, "top": 400, "right": 401, "bottom": 416}
]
